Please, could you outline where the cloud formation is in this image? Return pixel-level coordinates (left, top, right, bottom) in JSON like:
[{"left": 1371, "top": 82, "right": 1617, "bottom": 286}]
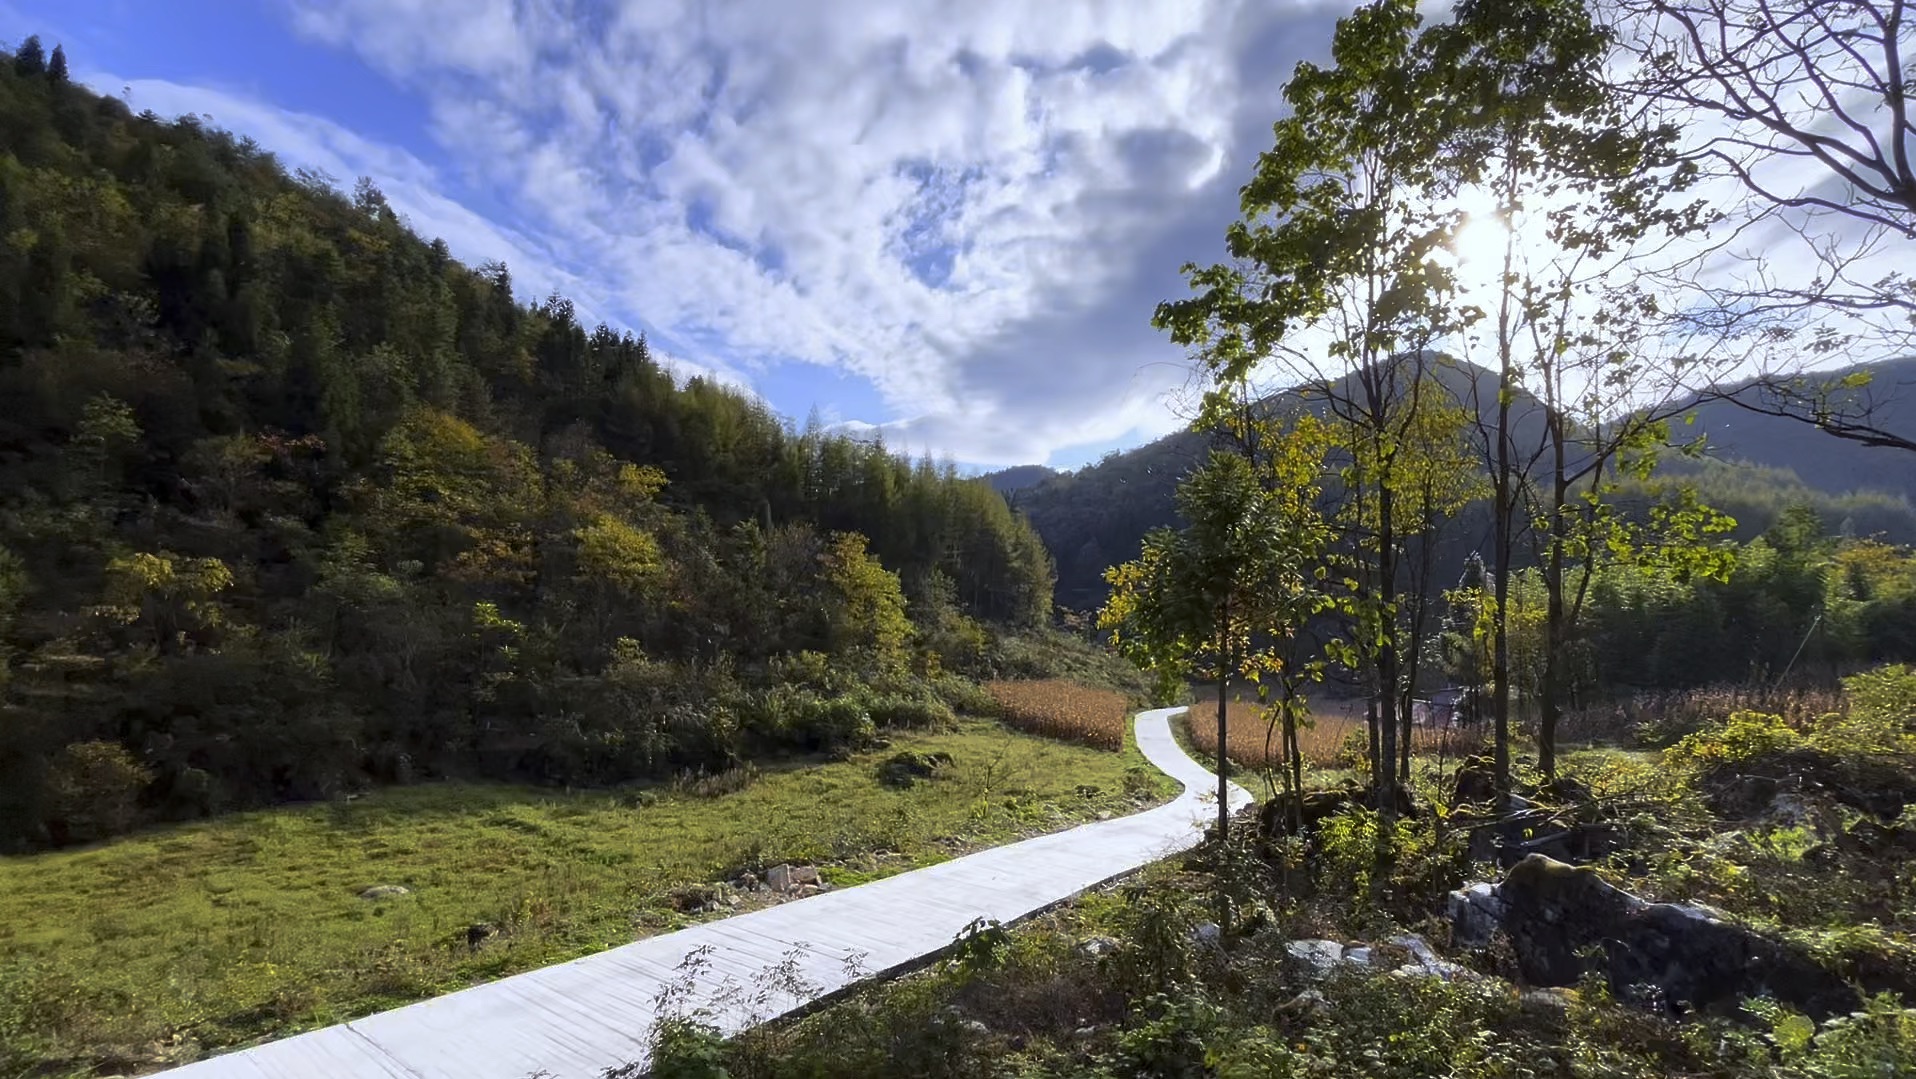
[{"left": 276, "top": 0, "right": 1347, "bottom": 464}]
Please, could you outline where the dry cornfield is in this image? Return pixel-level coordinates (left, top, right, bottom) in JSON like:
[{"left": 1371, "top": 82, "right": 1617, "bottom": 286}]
[
  {"left": 984, "top": 679, "right": 1130, "bottom": 751},
  {"left": 1185, "top": 696, "right": 1485, "bottom": 771}
]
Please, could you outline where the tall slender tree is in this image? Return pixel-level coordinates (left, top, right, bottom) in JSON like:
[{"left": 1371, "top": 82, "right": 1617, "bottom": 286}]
[
  {"left": 1433, "top": 0, "right": 1715, "bottom": 778},
  {"left": 1155, "top": 0, "right": 1471, "bottom": 813}
]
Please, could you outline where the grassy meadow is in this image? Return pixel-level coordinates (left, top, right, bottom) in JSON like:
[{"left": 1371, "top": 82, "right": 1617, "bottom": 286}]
[{"left": 0, "top": 715, "right": 1170, "bottom": 1077}]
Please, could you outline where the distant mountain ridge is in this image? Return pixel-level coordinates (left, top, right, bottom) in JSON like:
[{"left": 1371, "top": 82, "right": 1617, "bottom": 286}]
[
  {"left": 1005, "top": 355, "right": 1916, "bottom": 611},
  {"left": 1675, "top": 356, "right": 1916, "bottom": 502},
  {"left": 981, "top": 464, "right": 1059, "bottom": 495}
]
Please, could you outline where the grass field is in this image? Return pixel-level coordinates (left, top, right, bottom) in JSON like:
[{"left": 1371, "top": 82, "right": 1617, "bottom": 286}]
[
  {"left": 1184, "top": 695, "right": 1485, "bottom": 772},
  {"left": 984, "top": 680, "right": 1132, "bottom": 750},
  {"left": 0, "top": 716, "right": 1171, "bottom": 1077}
]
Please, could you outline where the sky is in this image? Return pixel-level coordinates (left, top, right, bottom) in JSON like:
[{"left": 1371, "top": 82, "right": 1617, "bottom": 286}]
[{"left": 0, "top": 0, "right": 1362, "bottom": 470}]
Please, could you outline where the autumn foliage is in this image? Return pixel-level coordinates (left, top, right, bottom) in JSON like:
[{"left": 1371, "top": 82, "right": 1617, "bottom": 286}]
[{"left": 984, "top": 680, "right": 1130, "bottom": 751}]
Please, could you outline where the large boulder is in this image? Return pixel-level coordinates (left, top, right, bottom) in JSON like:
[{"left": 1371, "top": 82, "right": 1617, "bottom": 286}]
[{"left": 1454, "top": 855, "right": 1859, "bottom": 1019}]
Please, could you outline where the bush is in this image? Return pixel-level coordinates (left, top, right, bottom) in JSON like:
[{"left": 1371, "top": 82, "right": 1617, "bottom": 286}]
[
  {"left": 863, "top": 694, "right": 956, "bottom": 731},
  {"left": 1334, "top": 727, "right": 1372, "bottom": 773},
  {"left": 767, "top": 650, "right": 854, "bottom": 695},
  {"left": 930, "top": 675, "right": 1000, "bottom": 717},
  {"left": 1753, "top": 994, "right": 1916, "bottom": 1079},
  {"left": 1112, "top": 992, "right": 1225, "bottom": 1077},
  {"left": 1822, "top": 664, "right": 1916, "bottom": 756},
  {"left": 1667, "top": 710, "right": 1801, "bottom": 768},
  {"left": 789, "top": 696, "right": 876, "bottom": 752},
  {"left": 647, "top": 1018, "right": 732, "bottom": 1079},
  {"left": 41, "top": 741, "right": 151, "bottom": 845}
]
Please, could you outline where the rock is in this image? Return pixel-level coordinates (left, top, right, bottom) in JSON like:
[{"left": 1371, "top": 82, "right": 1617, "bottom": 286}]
[
  {"left": 1095, "top": 810, "right": 1113, "bottom": 821},
  {"left": 1482, "top": 854, "right": 1859, "bottom": 1018},
  {"left": 1277, "top": 988, "right": 1331, "bottom": 1019},
  {"left": 1078, "top": 935, "right": 1120, "bottom": 958},
  {"left": 790, "top": 865, "right": 820, "bottom": 886},
  {"left": 736, "top": 871, "right": 759, "bottom": 890},
  {"left": 961, "top": 1019, "right": 990, "bottom": 1036},
  {"left": 877, "top": 750, "right": 955, "bottom": 788},
  {"left": 1343, "top": 946, "right": 1373, "bottom": 967},
  {"left": 1447, "top": 881, "right": 1506, "bottom": 947},
  {"left": 766, "top": 863, "right": 794, "bottom": 892},
  {"left": 1518, "top": 987, "right": 1577, "bottom": 1028},
  {"left": 798, "top": 883, "right": 821, "bottom": 897},
  {"left": 1191, "top": 922, "right": 1223, "bottom": 948},
  {"left": 1765, "top": 792, "right": 1816, "bottom": 828},
  {"left": 1284, "top": 939, "right": 1346, "bottom": 979},
  {"left": 358, "top": 885, "right": 411, "bottom": 900},
  {"left": 1388, "top": 961, "right": 1462, "bottom": 981},
  {"left": 1388, "top": 934, "right": 1437, "bottom": 965}
]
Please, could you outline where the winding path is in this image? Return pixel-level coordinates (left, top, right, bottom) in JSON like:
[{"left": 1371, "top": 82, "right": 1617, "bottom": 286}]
[{"left": 158, "top": 706, "right": 1250, "bottom": 1079}]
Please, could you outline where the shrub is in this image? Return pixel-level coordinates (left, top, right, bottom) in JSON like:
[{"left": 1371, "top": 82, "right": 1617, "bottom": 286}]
[
  {"left": 1112, "top": 992, "right": 1225, "bottom": 1077},
  {"left": 863, "top": 694, "right": 956, "bottom": 731},
  {"left": 788, "top": 696, "right": 876, "bottom": 752},
  {"left": 648, "top": 1018, "right": 732, "bottom": 1079},
  {"left": 1821, "top": 664, "right": 1916, "bottom": 756},
  {"left": 41, "top": 741, "right": 150, "bottom": 844},
  {"left": 767, "top": 650, "right": 853, "bottom": 695},
  {"left": 1752, "top": 994, "right": 1916, "bottom": 1079},
  {"left": 1335, "top": 727, "right": 1373, "bottom": 772},
  {"left": 929, "top": 675, "right": 1000, "bottom": 717},
  {"left": 1667, "top": 711, "right": 1802, "bottom": 768}
]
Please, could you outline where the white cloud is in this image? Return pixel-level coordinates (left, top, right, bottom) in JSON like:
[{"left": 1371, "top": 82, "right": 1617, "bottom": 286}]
[
  {"left": 93, "top": 71, "right": 756, "bottom": 391},
  {"left": 273, "top": 0, "right": 1339, "bottom": 464}
]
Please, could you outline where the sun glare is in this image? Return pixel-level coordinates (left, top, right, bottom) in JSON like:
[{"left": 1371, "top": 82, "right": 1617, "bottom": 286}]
[
  {"left": 1448, "top": 185, "right": 1512, "bottom": 271},
  {"left": 1452, "top": 211, "right": 1512, "bottom": 270}
]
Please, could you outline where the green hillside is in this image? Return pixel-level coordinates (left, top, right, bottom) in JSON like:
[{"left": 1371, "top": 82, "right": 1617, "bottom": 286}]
[{"left": 0, "top": 50, "right": 1058, "bottom": 850}]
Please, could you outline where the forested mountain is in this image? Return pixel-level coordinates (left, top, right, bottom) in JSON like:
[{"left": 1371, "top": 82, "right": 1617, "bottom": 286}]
[
  {"left": 1016, "top": 356, "right": 1916, "bottom": 611},
  {"left": 0, "top": 44, "right": 1055, "bottom": 848},
  {"left": 1680, "top": 356, "right": 1916, "bottom": 502},
  {"left": 979, "top": 464, "right": 1058, "bottom": 496}
]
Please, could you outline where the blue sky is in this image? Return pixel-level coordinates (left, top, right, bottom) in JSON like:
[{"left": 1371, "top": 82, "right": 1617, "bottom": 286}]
[{"left": 0, "top": 0, "right": 1352, "bottom": 469}]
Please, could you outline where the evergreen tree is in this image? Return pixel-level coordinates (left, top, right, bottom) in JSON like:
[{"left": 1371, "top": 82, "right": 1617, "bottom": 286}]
[
  {"left": 46, "top": 43, "right": 66, "bottom": 84},
  {"left": 12, "top": 35, "right": 44, "bottom": 77}
]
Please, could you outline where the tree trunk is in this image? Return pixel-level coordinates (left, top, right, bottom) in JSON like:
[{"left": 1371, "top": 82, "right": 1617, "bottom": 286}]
[
  {"left": 1215, "top": 627, "right": 1232, "bottom": 931},
  {"left": 1217, "top": 666, "right": 1230, "bottom": 847},
  {"left": 1540, "top": 418, "right": 1568, "bottom": 781},
  {"left": 1376, "top": 479, "right": 1400, "bottom": 819},
  {"left": 1492, "top": 331, "right": 1516, "bottom": 805},
  {"left": 1284, "top": 692, "right": 1303, "bottom": 831}
]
